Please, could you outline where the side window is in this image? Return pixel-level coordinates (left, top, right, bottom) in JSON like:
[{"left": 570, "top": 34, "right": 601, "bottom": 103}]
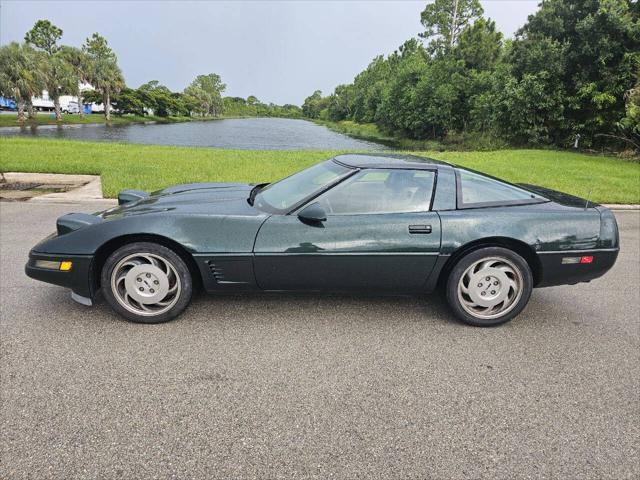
[
  {"left": 315, "top": 169, "right": 435, "bottom": 215},
  {"left": 457, "top": 169, "right": 541, "bottom": 206}
]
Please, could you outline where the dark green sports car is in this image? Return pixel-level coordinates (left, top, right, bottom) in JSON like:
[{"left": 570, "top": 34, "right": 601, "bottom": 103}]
[{"left": 26, "top": 154, "right": 619, "bottom": 326}]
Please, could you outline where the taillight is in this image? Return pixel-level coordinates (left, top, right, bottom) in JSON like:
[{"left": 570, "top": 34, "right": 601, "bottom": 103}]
[{"left": 562, "top": 255, "right": 595, "bottom": 264}]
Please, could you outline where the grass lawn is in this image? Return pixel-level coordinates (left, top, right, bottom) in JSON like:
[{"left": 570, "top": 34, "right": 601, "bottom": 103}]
[
  {"left": 315, "top": 120, "right": 398, "bottom": 145},
  {"left": 0, "top": 137, "right": 638, "bottom": 203},
  {"left": 316, "top": 119, "right": 475, "bottom": 150}
]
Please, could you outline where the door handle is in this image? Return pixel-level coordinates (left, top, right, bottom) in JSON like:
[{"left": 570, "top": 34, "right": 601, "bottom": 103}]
[{"left": 408, "top": 224, "right": 432, "bottom": 234}]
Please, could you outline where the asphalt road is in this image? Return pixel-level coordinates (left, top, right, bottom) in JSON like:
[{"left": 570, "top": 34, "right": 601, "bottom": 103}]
[{"left": 1, "top": 201, "right": 639, "bottom": 479}]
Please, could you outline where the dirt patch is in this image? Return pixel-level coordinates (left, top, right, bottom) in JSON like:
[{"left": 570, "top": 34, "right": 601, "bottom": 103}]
[{"left": 0, "top": 182, "right": 44, "bottom": 191}]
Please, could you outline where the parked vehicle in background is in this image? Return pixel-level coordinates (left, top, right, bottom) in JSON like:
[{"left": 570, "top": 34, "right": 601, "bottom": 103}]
[
  {"left": 31, "top": 91, "right": 55, "bottom": 111},
  {"left": 0, "top": 96, "right": 17, "bottom": 111},
  {"left": 25, "top": 154, "right": 619, "bottom": 327},
  {"left": 61, "top": 101, "right": 91, "bottom": 114},
  {"left": 90, "top": 102, "right": 106, "bottom": 113},
  {"left": 62, "top": 101, "right": 80, "bottom": 114}
]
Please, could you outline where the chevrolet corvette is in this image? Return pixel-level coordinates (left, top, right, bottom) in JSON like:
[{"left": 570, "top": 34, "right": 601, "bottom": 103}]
[{"left": 26, "top": 154, "right": 619, "bottom": 326}]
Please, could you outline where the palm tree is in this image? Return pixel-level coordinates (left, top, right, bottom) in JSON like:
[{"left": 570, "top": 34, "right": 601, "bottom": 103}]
[
  {"left": 24, "top": 20, "right": 81, "bottom": 121},
  {"left": 59, "top": 46, "right": 91, "bottom": 117},
  {"left": 0, "top": 42, "right": 44, "bottom": 122},
  {"left": 44, "top": 52, "right": 79, "bottom": 120},
  {"left": 90, "top": 58, "right": 124, "bottom": 120},
  {"left": 24, "top": 20, "right": 63, "bottom": 119},
  {"left": 83, "top": 33, "right": 124, "bottom": 121}
]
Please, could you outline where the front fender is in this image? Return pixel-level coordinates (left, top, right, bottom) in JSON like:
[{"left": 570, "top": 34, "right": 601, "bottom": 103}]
[{"left": 32, "top": 213, "right": 268, "bottom": 255}]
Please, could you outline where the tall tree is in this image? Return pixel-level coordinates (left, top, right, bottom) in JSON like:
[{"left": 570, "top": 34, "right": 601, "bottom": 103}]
[
  {"left": 24, "top": 19, "right": 61, "bottom": 55},
  {"left": 58, "top": 46, "right": 91, "bottom": 117},
  {"left": 83, "top": 33, "right": 124, "bottom": 120},
  {"left": 327, "top": 84, "right": 355, "bottom": 121},
  {"left": 183, "top": 73, "right": 226, "bottom": 116},
  {"left": 510, "top": 0, "right": 639, "bottom": 146},
  {"left": 137, "top": 80, "right": 182, "bottom": 117},
  {"left": 302, "top": 90, "right": 329, "bottom": 119},
  {"left": 0, "top": 42, "right": 44, "bottom": 122},
  {"left": 420, "top": 0, "right": 483, "bottom": 54},
  {"left": 615, "top": 67, "right": 640, "bottom": 152},
  {"left": 454, "top": 18, "right": 503, "bottom": 71},
  {"left": 25, "top": 20, "right": 75, "bottom": 120}
]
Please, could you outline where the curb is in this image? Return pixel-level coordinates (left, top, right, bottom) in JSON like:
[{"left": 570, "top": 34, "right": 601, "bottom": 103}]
[
  {"left": 27, "top": 198, "right": 118, "bottom": 205},
  {"left": 1, "top": 172, "right": 109, "bottom": 203},
  {"left": 602, "top": 204, "right": 640, "bottom": 210}
]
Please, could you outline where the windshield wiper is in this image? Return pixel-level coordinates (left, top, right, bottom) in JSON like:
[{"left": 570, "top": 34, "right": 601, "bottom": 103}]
[{"left": 248, "top": 183, "right": 268, "bottom": 206}]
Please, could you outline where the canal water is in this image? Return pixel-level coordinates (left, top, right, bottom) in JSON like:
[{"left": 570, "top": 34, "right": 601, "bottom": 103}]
[{"left": 0, "top": 117, "right": 387, "bottom": 150}]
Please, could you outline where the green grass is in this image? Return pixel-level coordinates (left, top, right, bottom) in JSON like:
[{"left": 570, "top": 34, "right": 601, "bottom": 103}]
[
  {"left": 413, "top": 150, "right": 639, "bottom": 204},
  {"left": 0, "top": 137, "right": 638, "bottom": 203},
  {"left": 315, "top": 119, "right": 458, "bottom": 150},
  {"left": 327, "top": 119, "right": 534, "bottom": 152},
  {"left": 0, "top": 137, "right": 333, "bottom": 198},
  {"left": 315, "top": 120, "right": 397, "bottom": 144}
]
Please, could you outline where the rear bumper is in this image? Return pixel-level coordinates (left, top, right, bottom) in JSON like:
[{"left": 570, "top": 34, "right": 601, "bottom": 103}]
[
  {"left": 536, "top": 248, "right": 619, "bottom": 287},
  {"left": 25, "top": 251, "right": 95, "bottom": 298}
]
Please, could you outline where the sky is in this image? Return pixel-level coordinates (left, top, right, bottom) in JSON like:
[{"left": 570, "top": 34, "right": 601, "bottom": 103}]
[{"left": 0, "top": 0, "right": 540, "bottom": 105}]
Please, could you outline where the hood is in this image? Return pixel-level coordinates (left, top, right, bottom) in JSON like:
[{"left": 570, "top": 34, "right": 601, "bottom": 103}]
[{"left": 102, "top": 182, "right": 262, "bottom": 219}]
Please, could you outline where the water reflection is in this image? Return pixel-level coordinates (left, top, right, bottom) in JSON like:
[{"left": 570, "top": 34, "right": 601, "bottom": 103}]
[{"left": 0, "top": 117, "right": 387, "bottom": 151}]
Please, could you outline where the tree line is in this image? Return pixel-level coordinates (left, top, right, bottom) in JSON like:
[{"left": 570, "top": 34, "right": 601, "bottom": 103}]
[
  {"left": 303, "top": 0, "right": 639, "bottom": 152},
  {"left": 0, "top": 20, "right": 301, "bottom": 122},
  {"left": 0, "top": 20, "right": 124, "bottom": 122}
]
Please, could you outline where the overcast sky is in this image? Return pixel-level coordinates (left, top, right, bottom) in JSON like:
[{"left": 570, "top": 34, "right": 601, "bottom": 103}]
[{"left": 0, "top": 0, "right": 540, "bottom": 105}]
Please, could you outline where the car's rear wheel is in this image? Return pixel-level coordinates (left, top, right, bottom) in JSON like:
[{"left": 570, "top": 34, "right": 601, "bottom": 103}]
[
  {"left": 101, "top": 242, "right": 193, "bottom": 324},
  {"left": 446, "top": 247, "right": 532, "bottom": 327}
]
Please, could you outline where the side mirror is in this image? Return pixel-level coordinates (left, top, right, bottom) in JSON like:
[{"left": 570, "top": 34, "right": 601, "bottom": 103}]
[{"left": 298, "top": 202, "right": 327, "bottom": 223}]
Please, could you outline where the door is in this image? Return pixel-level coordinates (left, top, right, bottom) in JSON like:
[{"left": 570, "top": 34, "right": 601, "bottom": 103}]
[{"left": 253, "top": 169, "right": 442, "bottom": 293}]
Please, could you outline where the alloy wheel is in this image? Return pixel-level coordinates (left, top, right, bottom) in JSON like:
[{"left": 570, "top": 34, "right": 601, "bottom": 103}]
[
  {"left": 110, "top": 252, "right": 182, "bottom": 316},
  {"left": 456, "top": 256, "right": 523, "bottom": 320}
]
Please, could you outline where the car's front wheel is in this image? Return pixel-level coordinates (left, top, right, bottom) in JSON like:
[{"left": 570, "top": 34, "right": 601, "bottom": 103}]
[
  {"left": 446, "top": 247, "right": 533, "bottom": 327},
  {"left": 101, "top": 242, "right": 193, "bottom": 323}
]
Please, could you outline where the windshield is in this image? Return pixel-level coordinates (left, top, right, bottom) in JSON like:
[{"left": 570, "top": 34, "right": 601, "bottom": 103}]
[{"left": 254, "top": 160, "right": 352, "bottom": 214}]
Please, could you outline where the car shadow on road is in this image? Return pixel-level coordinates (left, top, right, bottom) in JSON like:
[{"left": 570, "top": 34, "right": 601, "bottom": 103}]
[
  {"left": 33, "top": 285, "right": 461, "bottom": 326},
  {"left": 30, "top": 284, "right": 574, "bottom": 330}
]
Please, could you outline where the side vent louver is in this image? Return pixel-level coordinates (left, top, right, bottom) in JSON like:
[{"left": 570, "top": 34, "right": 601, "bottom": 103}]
[{"left": 206, "top": 260, "right": 225, "bottom": 283}]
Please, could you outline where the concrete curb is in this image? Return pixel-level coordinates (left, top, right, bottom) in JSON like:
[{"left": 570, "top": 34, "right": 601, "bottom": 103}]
[
  {"left": 603, "top": 204, "right": 640, "bottom": 210},
  {"left": 2, "top": 172, "right": 110, "bottom": 203},
  {"left": 3, "top": 172, "right": 97, "bottom": 184},
  {"left": 29, "top": 176, "right": 108, "bottom": 203}
]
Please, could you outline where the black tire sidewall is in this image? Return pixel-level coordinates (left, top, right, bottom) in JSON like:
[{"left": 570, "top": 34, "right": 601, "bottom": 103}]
[
  {"left": 446, "top": 247, "right": 533, "bottom": 327},
  {"left": 101, "top": 242, "right": 193, "bottom": 324}
]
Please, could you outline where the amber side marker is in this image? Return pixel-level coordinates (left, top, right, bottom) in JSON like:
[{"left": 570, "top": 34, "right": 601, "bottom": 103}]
[{"left": 59, "top": 261, "right": 73, "bottom": 271}]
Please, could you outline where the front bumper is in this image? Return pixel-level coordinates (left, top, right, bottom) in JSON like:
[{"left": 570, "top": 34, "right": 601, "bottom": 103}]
[
  {"left": 536, "top": 248, "right": 619, "bottom": 287},
  {"left": 25, "top": 251, "right": 95, "bottom": 298}
]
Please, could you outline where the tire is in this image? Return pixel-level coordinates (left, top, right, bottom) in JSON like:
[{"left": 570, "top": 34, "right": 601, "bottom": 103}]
[
  {"left": 101, "top": 242, "right": 193, "bottom": 324},
  {"left": 445, "top": 247, "right": 533, "bottom": 327}
]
